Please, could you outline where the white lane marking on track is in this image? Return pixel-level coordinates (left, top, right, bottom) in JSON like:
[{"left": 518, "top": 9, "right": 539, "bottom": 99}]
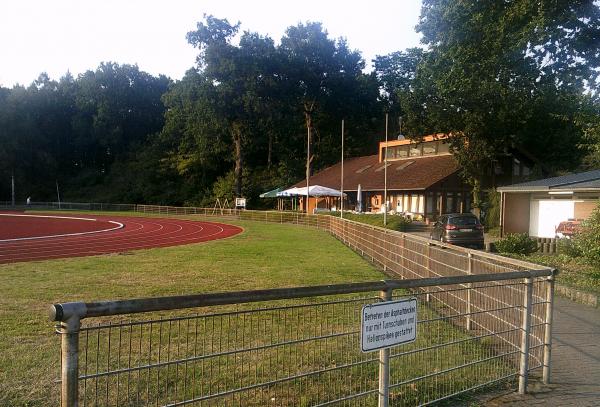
[
  {"left": 0, "top": 218, "right": 240, "bottom": 262},
  {"left": 0, "top": 217, "right": 124, "bottom": 242},
  {"left": 0, "top": 219, "right": 157, "bottom": 252},
  {"left": 0, "top": 213, "right": 99, "bottom": 221}
]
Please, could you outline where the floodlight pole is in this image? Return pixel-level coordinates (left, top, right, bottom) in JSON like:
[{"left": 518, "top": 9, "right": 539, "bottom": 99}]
[
  {"left": 384, "top": 113, "right": 388, "bottom": 227},
  {"left": 340, "top": 119, "right": 344, "bottom": 219},
  {"left": 56, "top": 180, "right": 61, "bottom": 210},
  {"left": 306, "top": 122, "right": 310, "bottom": 214},
  {"left": 11, "top": 173, "right": 15, "bottom": 207}
]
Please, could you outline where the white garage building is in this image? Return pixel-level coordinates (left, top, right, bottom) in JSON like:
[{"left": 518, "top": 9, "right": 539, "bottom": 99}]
[{"left": 497, "top": 170, "right": 600, "bottom": 238}]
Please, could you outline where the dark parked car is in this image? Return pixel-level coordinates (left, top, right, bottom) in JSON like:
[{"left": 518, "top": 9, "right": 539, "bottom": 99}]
[{"left": 430, "top": 213, "right": 484, "bottom": 249}]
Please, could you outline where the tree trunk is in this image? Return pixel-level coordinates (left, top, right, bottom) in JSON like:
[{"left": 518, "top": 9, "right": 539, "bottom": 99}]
[
  {"left": 471, "top": 176, "right": 482, "bottom": 218},
  {"left": 267, "top": 132, "right": 272, "bottom": 169},
  {"left": 233, "top": 123, "right": 243, "bottom": 197}
]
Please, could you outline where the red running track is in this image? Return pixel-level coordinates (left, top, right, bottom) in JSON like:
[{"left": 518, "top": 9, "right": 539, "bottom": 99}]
[{"left": 0, "top": 213, "right": 242, "bottom": 264}]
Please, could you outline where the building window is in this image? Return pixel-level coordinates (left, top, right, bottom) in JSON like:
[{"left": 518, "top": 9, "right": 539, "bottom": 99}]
[
  {"left": 396, "top": 194, "right": 403, "bottom": 212},
  {"left": 418, "top": 194, "right": 424, "bottom": 213},
  {"left": 426, "top": 193, "right": 434, "bottom": 213},
  {"left": 447, "top": 193, "right": 455, "bottom": 213},
  {"left": 403, "top": 195, "right": 410, "bottom": 212},
  {"left": 397, "top": 146, "right": 409, "bottom": 158},
  {"left": 522, "top": 166, "right": 530, "bottom": 176},
  {"left": 437, "top": 142, "right": 450, "bottom": 154},
  {"left": 423, "top": 143, "right": 437, "bottom": 155}
]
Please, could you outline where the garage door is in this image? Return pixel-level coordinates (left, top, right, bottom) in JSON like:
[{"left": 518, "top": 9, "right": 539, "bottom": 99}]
[{"left": 529, "top": 200, "right": 574, "bottom": 238}]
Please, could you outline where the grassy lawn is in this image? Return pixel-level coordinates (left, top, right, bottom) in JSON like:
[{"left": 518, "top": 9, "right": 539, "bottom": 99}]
[
  {"left": 0, "top": 213, "right": 513, "bottom": 406},
  {"left": 0, "top": 219, "right": 383, "bottom": 406}
]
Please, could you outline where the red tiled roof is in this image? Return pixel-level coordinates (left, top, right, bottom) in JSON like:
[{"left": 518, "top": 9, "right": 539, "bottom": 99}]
[{"left": 293, "top": 154, "right": 460, "bottom": 191}]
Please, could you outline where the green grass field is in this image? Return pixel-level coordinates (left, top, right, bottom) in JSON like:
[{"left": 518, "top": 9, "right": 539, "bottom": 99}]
[
  {"left": 0, "top": 218, "right": 383, "bottom": 406},
  {"left": 0, "top": 213, "right": 513, "bottom": 406}
]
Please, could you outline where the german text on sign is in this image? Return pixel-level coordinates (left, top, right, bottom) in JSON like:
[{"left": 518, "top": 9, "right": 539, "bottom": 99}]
[{"left": 360, "top": 297, "right": 417, "bottom": 352}]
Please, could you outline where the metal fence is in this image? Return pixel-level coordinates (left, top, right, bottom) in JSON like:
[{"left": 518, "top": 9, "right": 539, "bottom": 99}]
[
  {"left": 52, "top": 271, "right": 554, "bottom": 407},
  {"left": 47, "top": 204, "right": 556, "bottom": 406}
]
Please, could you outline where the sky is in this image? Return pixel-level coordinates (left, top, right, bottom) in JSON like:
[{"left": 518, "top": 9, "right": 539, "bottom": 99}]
[{"left": 0, "top": 0, "right": 423, "bottom": 87}]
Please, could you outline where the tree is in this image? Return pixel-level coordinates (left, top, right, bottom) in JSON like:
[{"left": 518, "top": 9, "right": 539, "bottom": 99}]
[
  {"left": 373, "top": 48, "right": 425, "bottom": 122},
  {"left": 279, "top": 22, "right": 366, "bottom": 206},
  {"left": 402, "top": 0, "right": 600, "bottom": 208},
  {"left": 0, "top": 64, "right": 169, "bottom": 202},
  {"left": 186, "top": 16, "right": 278, "bottom": 197}
]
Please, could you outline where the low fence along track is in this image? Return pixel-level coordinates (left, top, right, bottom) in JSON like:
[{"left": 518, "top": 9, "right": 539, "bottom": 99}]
[{"left": 45, "top": 203, "right": 556, "bottom": 406}]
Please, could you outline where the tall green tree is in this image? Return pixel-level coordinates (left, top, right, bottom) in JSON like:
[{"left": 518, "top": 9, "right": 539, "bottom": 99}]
[
  {"left": 0, "top": 64, "right": 169, "bottom": 202},
  {"left": 402, "top": 0, "right": 600, "bottom": 208},
  {"left": 373, "top": 47, "right": 425, "bottom": 124},
  {"left": 279, "top": 22, "right": 368, "bottom": 190},
  {"left": 186, "top": 16, "right": 278, "bottom": 197}
]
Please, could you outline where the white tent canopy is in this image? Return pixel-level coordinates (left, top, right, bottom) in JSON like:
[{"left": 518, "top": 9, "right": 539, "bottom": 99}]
[{"left": 277, "top": 185, "right": 347, "bottom": 197}]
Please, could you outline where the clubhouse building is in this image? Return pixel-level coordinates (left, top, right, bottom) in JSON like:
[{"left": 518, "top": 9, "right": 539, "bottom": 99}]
[{"left": 291, "top": 134, "right": 539, "bottom": 223}]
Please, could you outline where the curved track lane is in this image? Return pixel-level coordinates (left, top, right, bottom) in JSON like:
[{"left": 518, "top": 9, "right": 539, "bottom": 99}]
[{"left": 0, "top": 213, "right": 242, "bottom": 264}]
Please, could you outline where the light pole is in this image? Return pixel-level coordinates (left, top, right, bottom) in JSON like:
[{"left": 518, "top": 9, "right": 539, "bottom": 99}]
[
  {"left": 340, "top": 119, "right": 344, "bottom": 219},
  {"left": 384, "top": 114, "right": 388, "bottom": 227},
  {"left": 11, "top": 173, "right": 15, "bottom": 207},
  {"left": 306, "top": 122, "right": 310, "bottom": 214}
]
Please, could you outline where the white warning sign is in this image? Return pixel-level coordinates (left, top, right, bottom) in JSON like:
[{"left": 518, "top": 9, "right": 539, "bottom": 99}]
[{"left": 360, "top": 297, "right": 417, "bottom": 352}]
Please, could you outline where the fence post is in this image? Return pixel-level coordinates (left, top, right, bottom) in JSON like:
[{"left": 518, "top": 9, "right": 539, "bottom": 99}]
[
  {"left": 543, "top": 272, "right": 556, "bottom": 384},
  {"left": 383, "top": 230, "right": 388, "bottom": 272},
  {"left": 466, "top": 252, "right": 473, "bottom": 331},
  {"left": 370, "top": 226, "right": 375, "bottom": 263},
  {"left": 519, "top": 277, "right": 533, "bottom": 394},
  {"left": 425, "top": 243, "right": 431, "bottom": 302},
  {"left": 401, "top": 234, "right": 406, "bottom": 278},
  {"left": 378, "top": 287, "right": 392, "bottom": 407},
  {"left": 58, "top": 316, "right": 81, "bottom": 407}
]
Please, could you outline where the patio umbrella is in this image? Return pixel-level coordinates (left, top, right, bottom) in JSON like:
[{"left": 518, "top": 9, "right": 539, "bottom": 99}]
[
  {"left": 276, "top": 187, "right": 300, "bottom": 197},
  {"left": 259, "top": 187, "right": 283, "bottom": 198},
  {"left": 277, "top": 185, "right": 346, "bottom": 197}
]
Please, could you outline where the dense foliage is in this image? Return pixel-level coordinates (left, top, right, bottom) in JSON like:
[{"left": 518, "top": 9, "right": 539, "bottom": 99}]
[
  {"left": 2, "top": 3, "right": 600, "bottom": 207},
  {"left": 327, "top": 212, "right": 411, "bottom": 232},
  {"left": 0, "top": 18, "right": 383, "bottom": 206},
  {"left": 401, "top": 0, "right": 600, "bottom": 207},
  {"left": 0, "top": 65, "right": 170, "bottom": 202},
  {"left": 494, "top": 233, "right": 539, "bottom": 255},
  {"left": 483, "top": 189, "right": 501, "bottom": 230},
  {"left": 571, "top": 202, "right": 600, "bottom": 266}
]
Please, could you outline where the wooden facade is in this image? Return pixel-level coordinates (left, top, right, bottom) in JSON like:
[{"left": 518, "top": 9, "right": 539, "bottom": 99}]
[{"left": 292, "top": 134, "right": 472, "bottom": 221}]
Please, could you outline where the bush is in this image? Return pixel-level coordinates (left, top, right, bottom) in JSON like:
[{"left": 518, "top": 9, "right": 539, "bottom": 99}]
[
  {"left": 572, "top": 201, "right": 600, "bottom": 266},
  {"left": 556, "top": 238, "right": 582, "bottom": 257},
  {"left": 327, "top": 212, "right": 411, "bottom": 232},
  {"left": 494, "top": 233, "right": 538, "bottom": 255},
  {"left": 483, "top": 189, "right": 500, "bottom": 230}
]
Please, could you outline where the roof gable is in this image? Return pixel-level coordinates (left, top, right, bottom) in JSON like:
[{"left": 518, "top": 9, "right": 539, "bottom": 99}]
[
  {"left": 498, "top": 169, "right": 600, "bottom": 192},
  {"left": 292, "top": 154, "right": 460, "bottom": 191}
]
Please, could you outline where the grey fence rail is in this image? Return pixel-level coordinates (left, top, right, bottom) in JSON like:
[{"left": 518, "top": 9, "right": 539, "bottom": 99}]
[{"left": 46, "top": 204, "right": 556, "bottom": 406}]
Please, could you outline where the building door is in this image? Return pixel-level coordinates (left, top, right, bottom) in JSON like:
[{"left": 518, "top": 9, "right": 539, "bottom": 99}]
[{"left": 529, "top": 200, "right": 574, "bottom": 238}]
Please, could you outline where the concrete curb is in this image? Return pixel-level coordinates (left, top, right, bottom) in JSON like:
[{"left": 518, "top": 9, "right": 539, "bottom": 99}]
[{"left": 555, "top": 284, "right": 599, "bottom": 308}]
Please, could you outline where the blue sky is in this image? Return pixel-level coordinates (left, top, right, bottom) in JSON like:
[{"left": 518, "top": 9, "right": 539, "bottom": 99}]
[{"left": 0, "top": 0, "right": 423, "bottom": 87}]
